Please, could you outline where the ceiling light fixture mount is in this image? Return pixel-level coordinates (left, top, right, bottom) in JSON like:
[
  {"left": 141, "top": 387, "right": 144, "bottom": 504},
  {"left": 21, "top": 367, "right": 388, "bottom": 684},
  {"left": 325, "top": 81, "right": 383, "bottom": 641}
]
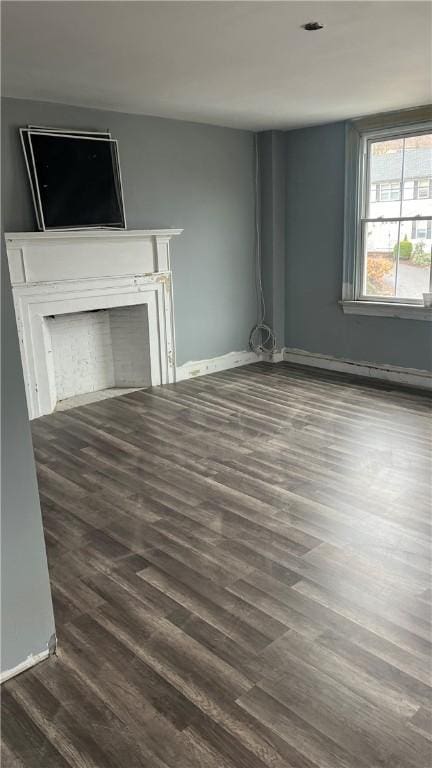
[{"left": 303, "top": 21, "right": 324, "bottom": 31}]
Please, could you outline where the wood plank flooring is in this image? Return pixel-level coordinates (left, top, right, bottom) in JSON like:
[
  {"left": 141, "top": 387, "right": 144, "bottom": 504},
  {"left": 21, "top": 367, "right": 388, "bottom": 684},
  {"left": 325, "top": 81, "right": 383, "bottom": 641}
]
[{"left": 2, "top": 362, "right": 431, "bottom": 767}]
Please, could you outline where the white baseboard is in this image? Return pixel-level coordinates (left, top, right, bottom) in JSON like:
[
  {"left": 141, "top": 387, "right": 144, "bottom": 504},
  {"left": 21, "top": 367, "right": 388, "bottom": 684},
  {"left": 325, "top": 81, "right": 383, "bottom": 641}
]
[
  {"left": 266, "top": 350, "right": 285, "bottom": 363},
  {"left": 0, "top": 649, "right": 50, "bottom": 684},
  {"left": 175, "top": 346, "right": 431, "bottom": 391},
  {"left": 176, "top": 349, "right": 261, "bottom": 382},
  {"left": 283, "top": 347, "right": 432, "bottom": 391}
]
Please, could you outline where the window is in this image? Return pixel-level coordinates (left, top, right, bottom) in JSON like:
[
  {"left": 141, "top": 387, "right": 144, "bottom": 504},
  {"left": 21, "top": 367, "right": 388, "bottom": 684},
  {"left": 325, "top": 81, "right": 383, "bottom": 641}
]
[
  {"left": 343, "top": 121, "right": 432, "bottom": 312},
  {"left": 415, "top": 178, "right": 432, "bottom": 199},
  {"left": 412, "top": 219, "right": 432, "bottom": 240},
  {"left": 376, "top": 181, "right": 401, "bottom": 201}
]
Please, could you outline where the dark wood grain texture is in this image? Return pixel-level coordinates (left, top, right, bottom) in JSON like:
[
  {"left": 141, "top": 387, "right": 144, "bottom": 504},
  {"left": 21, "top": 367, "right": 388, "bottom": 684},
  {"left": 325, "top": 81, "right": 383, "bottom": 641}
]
[{"left": 2, "top": 362, "right": 431, "bottom": 767}]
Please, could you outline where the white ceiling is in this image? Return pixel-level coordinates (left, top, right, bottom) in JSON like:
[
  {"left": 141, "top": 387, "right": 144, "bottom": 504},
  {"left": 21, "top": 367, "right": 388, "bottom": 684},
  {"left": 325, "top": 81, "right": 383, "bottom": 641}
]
[{"left": 2, "top": 1, "right": 431, "bottom": 131}]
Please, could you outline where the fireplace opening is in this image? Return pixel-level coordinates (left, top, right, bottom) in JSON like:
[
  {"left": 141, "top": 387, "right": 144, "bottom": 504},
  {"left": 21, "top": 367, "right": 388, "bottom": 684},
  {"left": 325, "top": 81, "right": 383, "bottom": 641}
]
[{"left": 45, "top": 304, "right": 151, "bottom": 411}]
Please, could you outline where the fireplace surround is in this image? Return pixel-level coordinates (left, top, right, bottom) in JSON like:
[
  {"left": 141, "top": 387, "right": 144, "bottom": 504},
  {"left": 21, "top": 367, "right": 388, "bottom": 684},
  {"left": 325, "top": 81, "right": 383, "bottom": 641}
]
[{"left": 5, "top": 229, "right": 182, "bottom": 419}]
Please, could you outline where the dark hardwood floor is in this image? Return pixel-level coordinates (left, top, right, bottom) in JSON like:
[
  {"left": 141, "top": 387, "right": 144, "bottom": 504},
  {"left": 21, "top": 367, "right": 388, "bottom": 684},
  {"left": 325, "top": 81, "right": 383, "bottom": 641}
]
[{"left": 2, "top": 362, "right": 431, "bottom": 767}]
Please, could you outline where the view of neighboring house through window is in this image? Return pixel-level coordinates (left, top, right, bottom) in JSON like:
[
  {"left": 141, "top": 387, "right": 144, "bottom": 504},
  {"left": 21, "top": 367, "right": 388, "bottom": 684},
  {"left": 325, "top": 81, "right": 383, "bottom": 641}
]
[{"left": 361, "top": 129, "right": 432, "bottom": 302}]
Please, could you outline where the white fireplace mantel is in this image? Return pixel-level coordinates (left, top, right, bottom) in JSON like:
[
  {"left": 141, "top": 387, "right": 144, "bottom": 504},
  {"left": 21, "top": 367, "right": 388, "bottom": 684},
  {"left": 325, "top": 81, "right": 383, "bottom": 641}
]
[
  {"left": 5, "top": 229, "right": 183, "bottom": 284},
  {"left": 5, "top": 228, "right": 183, "bottom": 419}
]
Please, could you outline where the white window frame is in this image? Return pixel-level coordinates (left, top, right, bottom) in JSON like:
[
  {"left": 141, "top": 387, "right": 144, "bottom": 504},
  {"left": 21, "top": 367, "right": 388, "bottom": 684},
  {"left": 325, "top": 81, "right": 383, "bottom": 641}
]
[{"left": 342, "top": 117, "right": 432, "bottom": 321}]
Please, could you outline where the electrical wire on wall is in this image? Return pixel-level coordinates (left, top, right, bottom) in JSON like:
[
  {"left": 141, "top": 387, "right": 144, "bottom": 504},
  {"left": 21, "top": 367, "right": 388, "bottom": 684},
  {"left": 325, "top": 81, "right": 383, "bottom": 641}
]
[{"left": 249, "top": 134, "right": 277, "bottom": 356}]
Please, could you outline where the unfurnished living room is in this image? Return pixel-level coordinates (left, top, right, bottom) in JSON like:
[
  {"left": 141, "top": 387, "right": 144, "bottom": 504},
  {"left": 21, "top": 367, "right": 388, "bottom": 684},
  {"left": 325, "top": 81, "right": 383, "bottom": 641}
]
[{"left": 1, "top": 1, "right": 431, "bottom": 766}]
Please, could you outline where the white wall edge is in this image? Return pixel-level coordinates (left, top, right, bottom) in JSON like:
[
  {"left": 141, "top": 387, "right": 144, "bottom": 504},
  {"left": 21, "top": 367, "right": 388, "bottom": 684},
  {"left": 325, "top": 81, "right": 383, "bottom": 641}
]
[
  {"left": 176, "top": 349, "right": 263, "bottom": 381},
  {"left": 283, "top": 347, "right": 432, "bottom": 391},
  {"left": 0, "top": 649, "right": 50, "bottom": 685}
]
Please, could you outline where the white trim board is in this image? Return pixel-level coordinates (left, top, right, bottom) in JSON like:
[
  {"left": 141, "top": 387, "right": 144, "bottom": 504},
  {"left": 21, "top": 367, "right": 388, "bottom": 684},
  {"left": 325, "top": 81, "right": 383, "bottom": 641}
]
[
  {"left": 176, "top": 347, "right": 431, "bottom": 390},
  {"left": 5, "top": 229, "right": 183, "bottom": 244},
  {"left": 283, "top": 348, "right": 432, "bottom": 391},
  {"left": 340, "top": 301, "right": 432, "bottom": 322},
  {"left": 0, "top": 649, "right": 50, "bottom": 685},
  {"left": 176, "top": 350, "right": 261, "bottom": 381}
]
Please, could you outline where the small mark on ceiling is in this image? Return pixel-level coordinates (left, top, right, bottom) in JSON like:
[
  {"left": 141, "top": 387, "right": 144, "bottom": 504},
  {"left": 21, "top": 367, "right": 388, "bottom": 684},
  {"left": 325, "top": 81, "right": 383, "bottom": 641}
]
[{"left": 302, "top": 21, "right": 324, "bottom": 31}]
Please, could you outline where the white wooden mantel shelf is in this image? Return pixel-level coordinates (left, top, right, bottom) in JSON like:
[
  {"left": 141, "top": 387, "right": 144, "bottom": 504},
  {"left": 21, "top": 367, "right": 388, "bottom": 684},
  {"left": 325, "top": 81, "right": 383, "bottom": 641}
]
[
  {"left": 5, "top": 229, "right": 183, "bottom": 285},
  {"left": 6, "top": 229, "right": 183, "bottom": 242}
]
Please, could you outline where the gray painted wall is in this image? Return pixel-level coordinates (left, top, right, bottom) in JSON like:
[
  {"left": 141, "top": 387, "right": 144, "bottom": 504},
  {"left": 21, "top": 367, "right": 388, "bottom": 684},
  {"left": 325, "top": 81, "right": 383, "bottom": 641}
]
[
  {"left": 1, "top": 251, "right": 56, "bottom": 675},
  {"left": 2, "top": 97, "right": 257, "bottom": 364},
  {"left": 284, "top": 121, "right": 431, "bottom": 372},
  {"left": 1, "top": 96, "right": 257, "bottom": 676},
  {"left": 258, "top": 131, "right": 286, "bottom": 350}
]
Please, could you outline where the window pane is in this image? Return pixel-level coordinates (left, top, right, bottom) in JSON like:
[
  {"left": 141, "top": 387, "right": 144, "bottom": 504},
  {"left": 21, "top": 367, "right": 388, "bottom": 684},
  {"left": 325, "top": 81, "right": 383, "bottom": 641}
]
[
  {"left": 401, "top": 135, "right": 432, "bottom": 216},
  {"left": 396, "top": 227, "right": 431, "bottom": 299},
  {"left": 364, "top": 220, "right": 432, "bottom": 300},
  {"left": 390, "top": 183, "right": 401, "bottom": 200},
  {"left": 417, "top": 180, "right": 429, "bottom": 198},
  {"left": 368, "top": 138, "right": 403, "bottom": 218},
  {"left": 404, "top": 179, "right": 414, "bottom": 200},
  {"left": 411, "top": 219, "right": 432, "bottom": 240},
  {"left": 368, "top": 134, "right": 432, "bottom": 218},
  {"left": 363, "top": 221, "right": 398, "bottom": 297},
  {"left": 380, "top": 183, "right": 392, "bottom": 201}
]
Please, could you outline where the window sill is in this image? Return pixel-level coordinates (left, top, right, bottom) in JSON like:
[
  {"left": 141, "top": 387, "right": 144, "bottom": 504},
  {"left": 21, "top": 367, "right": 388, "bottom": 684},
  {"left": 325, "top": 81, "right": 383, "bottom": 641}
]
[{"left": 340, "top": 301, "right": 432, "bottom": 321}]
